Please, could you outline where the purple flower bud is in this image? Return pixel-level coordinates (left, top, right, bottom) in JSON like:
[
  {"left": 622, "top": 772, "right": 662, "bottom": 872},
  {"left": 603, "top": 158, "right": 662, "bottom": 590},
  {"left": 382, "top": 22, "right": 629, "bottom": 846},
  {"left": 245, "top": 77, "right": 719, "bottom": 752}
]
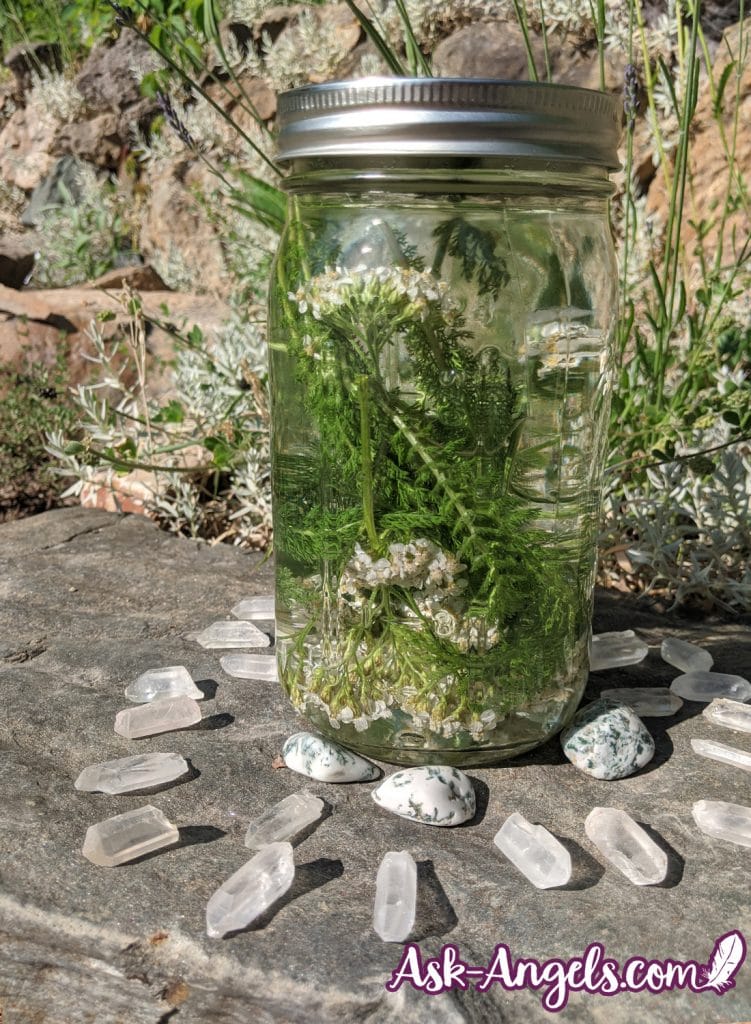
[
  {"left": 624, "top": 63, "right": 639, "bottom": 132},
  {"left": 105, "top": 1, "right": 136, "bottom": 28},
  {"left": 156, "top": 91, "right": 196, "bottom": 150}
]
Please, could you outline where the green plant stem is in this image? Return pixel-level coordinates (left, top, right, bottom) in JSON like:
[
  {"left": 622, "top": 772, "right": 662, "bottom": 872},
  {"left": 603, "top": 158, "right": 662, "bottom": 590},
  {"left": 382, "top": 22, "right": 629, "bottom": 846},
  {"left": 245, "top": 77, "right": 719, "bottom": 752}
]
[
  {"left": 538, "top": 0, "right": 552, "bottom": 83},
  {"left": 606, "top": 432, "right": 751, "bottom": 475},
  {"left": 393, "top": 0, "right": 432, "bottom": 76},
  {"left": 510, "top": 0, "right": 539, "bottom": 81},
  {"left": 357, "top": 375, "right": 380, "bottom": 551},
  {"left": 635, "top": 0, "right": 671, "bottom": 193},
  {"left": 121, "top": 14, "right": 280, "bottom": 176},
  {"left": 663, "top": 5, "right": 700, "bottom": 331},
  {"left": 341, "top": 0, "right": 408, "bottom": 75}
]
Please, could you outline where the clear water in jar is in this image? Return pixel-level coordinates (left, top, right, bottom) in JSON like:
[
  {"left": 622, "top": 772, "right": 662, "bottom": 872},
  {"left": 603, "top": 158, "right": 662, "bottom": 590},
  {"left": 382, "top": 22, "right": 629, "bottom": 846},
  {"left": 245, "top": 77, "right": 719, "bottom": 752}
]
[{"left": 269, "top": 195, "right": 617, "bottom": 766}]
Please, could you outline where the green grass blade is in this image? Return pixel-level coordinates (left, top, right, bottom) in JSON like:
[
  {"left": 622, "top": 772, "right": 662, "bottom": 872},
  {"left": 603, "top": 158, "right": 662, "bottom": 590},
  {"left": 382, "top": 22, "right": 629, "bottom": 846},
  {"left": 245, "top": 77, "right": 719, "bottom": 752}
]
[{"left": 341, "top": 0, "right": 408, "bottom": 75}]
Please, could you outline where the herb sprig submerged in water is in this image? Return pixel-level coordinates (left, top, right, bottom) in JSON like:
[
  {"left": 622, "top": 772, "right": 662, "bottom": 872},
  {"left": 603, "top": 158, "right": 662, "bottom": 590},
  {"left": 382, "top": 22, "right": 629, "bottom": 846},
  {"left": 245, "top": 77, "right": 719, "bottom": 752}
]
[{"left": 274, "top": 234, "right": 582, "bottom": 745}]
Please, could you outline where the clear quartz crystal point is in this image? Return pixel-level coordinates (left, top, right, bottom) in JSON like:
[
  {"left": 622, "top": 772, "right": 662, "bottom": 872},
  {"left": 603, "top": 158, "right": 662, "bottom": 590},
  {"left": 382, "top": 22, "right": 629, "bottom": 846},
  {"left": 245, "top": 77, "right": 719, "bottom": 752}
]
[
  {"left": 195, "top": 620, "right": 271, "bottom": 649},
  {"left": 75, "top": 752, "right": 189, "bottom": 794},
  {"left": 584, "top": 807, "right": 667, "bottom": 885},
  {"left": 693, "top": 799, "right": 751, "bottom": 847},
  {"left": 494, "top": 812, "right": 571, "bottom": 889},
  {"left": 82, "top": 805, "right": 179, "bottom": 866},
  {"left": 125, "top": 666, "right": 203, "bottom": 703},
  {"left": 703, "top": 698, "right": 751, "bottom": 734},
  {"left": 599, "top": 687, "right": 683, "bottom": 717},
  {"left": 206, "top": 842, "right": 295, "bottom": 938},
  {"left": 232, "top": 596, "right": 275, "bottom": 621},
  {"left": 589, "top": 631, "right": 649, "bottom": 671},
  {"left": 670, "top": 672, "right": 751, "bottom": 703},
  {"left": 244, "top": 793, "right": 324, "bottom": 850},
  {"left": 691, "top": 737, "right": 751, "bottom": 773},
  {"left": 114, "top": 696, "right": 202, "bottom": 738},
  {"left": 373, "top": 850, "right": 417, "bottom": 942},
  {"left": 220, "top": 653, "right": 279, "bottom": 681},
  {"left": 660, "top": 637, "right": 713, "bottom": 674}
]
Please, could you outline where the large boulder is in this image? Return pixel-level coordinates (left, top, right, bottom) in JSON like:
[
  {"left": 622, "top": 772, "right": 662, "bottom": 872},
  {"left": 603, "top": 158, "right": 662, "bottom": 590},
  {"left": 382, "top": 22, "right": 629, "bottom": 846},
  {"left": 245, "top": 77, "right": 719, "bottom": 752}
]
[
  {"left": 52, "top": 112, "right": 122, "bottom": 169},
  {"left": 0, "top": 508, "right": 749, "bottom": 1022},
  {"left": 0, "top": 104, "right": 58, "bottom": 191},
  {"left": 75, "top": 30, "right": 153, "bottom": 114},
  {"left": 20, "top": 155, "right": 87, "bottom": 228},
  {"left": 0, "top": 282, "right": 230, "bottom": 395},
  {"left": 432, "top": 19, "right": 625, "bottom": 91},
  {"left": 138, "top": 158, "right": 227, "bottom": 297}
]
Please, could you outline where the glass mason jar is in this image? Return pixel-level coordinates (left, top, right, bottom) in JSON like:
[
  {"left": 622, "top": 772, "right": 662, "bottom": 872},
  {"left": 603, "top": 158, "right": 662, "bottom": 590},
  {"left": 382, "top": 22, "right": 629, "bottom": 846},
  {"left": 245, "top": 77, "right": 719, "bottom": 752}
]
[{"left": 269, "top": 79, "right": 621, "bottom": 766}]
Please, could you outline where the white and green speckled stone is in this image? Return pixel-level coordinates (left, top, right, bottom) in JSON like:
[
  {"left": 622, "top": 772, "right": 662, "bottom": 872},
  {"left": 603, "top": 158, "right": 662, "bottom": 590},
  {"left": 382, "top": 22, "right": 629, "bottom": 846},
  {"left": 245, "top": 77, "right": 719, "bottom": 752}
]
[
  {"left": 282, "top": 732, "right": 380, "bottom": 783},
  {"left": 372, "top": 766, "right": 476, "bottom": 826},
  {"left": 560, "top": 699, "right": 655, "bottom": 781}
]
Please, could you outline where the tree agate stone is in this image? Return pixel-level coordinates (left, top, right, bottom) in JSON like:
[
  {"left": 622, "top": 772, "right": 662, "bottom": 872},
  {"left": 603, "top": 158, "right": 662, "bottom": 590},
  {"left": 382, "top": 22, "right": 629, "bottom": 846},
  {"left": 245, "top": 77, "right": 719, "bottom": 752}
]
[
  {"left": 372, "top": 766, "right": 475, "bottom": 826},
  {"left": 561, "top": 699, "right": 654, "bottom": 780},
  {"left": 282, "top": 732, "right": 379, "bottom": 783}
]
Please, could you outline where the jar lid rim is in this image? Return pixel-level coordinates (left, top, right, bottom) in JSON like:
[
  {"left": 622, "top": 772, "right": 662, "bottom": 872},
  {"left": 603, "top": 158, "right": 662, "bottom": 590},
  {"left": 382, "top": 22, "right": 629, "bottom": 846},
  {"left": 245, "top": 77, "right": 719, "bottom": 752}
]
[{"left": 276, "top": 77, "right": 622, "bottom": 170}]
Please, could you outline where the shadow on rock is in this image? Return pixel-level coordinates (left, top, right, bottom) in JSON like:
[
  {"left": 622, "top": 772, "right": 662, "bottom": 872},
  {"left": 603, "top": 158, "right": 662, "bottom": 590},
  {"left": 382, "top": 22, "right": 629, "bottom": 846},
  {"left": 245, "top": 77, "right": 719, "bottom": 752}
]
[
  {"left": 505, "top": 735, "right": 569, "bottom": 769},
  {"left": 194, "top": 712, "right": 234, "bottom": 731},
  {"left": 235, "top": 857, "right": 345, "bottom": 934},
  {"left": 553, "top": 834, "right": 606, "bottom": 891},
  {"left": 465, "top": 777, "right": 490, "bottom": 826},
  {"left": 124, "top": 825, "right": 226, "bottom": 866},
  {"left": 195, "top": 678, "right": 219, "bottom": 700},
  {"left": 411, "top": 859, "right": 458, "bottom": 940},
  {"left": 636, "top": 820, "right": 685, "bottom": 888}
]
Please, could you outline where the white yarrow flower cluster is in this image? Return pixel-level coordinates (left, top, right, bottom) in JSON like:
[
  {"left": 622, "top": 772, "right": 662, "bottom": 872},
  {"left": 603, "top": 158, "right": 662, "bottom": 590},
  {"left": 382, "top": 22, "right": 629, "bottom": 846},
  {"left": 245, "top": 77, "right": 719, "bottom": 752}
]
[{"left": 289, "top": 265, "right": 458, "bottom": 323}]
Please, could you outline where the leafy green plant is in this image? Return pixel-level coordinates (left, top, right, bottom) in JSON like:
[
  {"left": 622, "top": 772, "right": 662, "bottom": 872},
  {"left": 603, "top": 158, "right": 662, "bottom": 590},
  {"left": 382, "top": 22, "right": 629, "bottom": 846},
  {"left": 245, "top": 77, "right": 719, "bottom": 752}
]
[
  {"left": 33, "top": 169, "right": 140, "bottom": 287},
  {"left": 47, "top": 293, "right": 272, "bottom": 547},
  {"left": 0, "top": 350, "right": 79, "bottom": 520}
]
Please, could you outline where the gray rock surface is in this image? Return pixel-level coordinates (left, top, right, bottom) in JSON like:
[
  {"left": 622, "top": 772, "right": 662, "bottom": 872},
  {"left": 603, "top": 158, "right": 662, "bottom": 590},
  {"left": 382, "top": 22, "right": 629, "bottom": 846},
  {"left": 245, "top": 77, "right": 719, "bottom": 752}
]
[
  {"left": 1, "top": 508, "right": 750, "bottom": 1023},
  {"left": 74, "top": 30, "right": 154, "bottom": 114}
]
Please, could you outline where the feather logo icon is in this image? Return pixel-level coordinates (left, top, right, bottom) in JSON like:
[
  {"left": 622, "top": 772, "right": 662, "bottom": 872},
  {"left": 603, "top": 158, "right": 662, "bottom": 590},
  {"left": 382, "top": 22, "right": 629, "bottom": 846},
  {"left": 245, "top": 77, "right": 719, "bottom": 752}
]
[{"left": 698, "top": 931, "right": 747, "bottom": 993}]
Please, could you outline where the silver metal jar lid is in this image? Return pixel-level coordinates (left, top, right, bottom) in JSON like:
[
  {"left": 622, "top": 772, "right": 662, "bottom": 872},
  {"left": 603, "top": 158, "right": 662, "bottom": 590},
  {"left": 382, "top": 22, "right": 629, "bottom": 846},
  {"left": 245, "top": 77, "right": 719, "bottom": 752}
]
[{"left": 276, "top": 78, "right": 622, "bottom": 169}]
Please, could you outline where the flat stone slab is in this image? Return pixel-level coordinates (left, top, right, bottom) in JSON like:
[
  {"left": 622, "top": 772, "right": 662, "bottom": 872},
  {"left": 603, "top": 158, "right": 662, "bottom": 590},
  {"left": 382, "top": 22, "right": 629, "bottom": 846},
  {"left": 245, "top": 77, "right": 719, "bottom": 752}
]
[{"left": 1, "top": 508, "right": 750, "bottom": 1023}]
